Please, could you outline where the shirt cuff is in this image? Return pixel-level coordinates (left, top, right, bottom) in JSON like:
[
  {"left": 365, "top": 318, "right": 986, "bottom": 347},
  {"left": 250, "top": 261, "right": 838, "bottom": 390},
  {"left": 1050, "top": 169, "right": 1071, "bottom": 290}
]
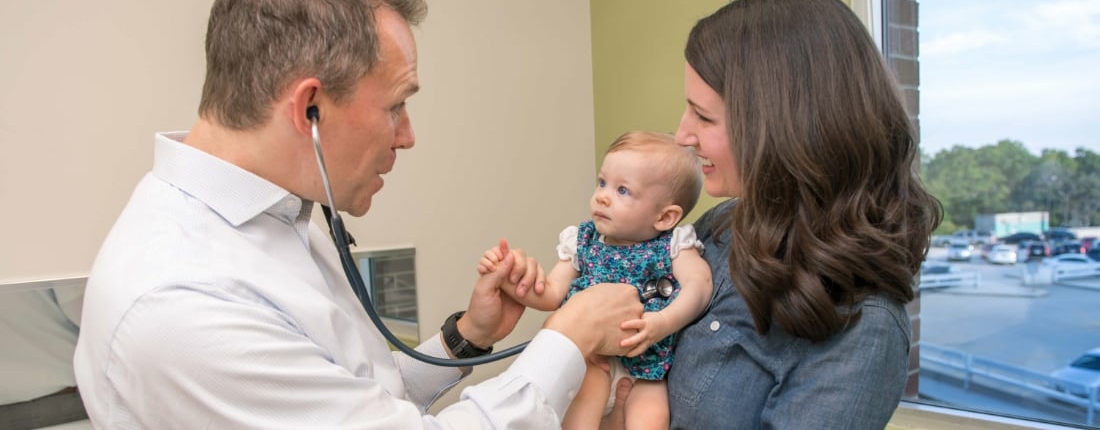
[
  {"left": 396, "top": 334, "right": 468, "bottom": 409},
  {"left": 505, "top": 329, "right": 587, "bottom": 415}
]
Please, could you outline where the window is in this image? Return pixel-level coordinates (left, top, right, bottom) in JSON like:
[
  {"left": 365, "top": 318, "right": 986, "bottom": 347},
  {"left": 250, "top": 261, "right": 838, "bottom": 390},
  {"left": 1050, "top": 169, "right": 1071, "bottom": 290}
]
[
  {"left": 352, "top": 248, "right": 419, "bottom": 346},
  {"left": 883, "top": 0, "right": 1100, "bottom": 428}
]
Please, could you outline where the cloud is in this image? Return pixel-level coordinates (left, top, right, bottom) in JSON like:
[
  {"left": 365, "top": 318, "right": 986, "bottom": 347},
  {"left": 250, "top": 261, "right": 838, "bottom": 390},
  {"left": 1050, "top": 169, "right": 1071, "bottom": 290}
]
[
  {"left": 922, "top": 30, "right": 1006, "bottom": 57},
  {"left": 918, "top": 0, "right": 1100, "bottom": 155},
  {"left": 989, "top": 0, "right": 1100, "bottom": 53},
  {"left": 1027, "top": 0, "right": 1100, "bottom": 48}
]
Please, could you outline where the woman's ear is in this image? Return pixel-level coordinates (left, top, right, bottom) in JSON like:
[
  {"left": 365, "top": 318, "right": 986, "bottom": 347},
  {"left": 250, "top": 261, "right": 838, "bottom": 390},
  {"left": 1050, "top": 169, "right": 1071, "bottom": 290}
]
[{"left": 653, "top": 204, "right": 685, "bottom": 232}]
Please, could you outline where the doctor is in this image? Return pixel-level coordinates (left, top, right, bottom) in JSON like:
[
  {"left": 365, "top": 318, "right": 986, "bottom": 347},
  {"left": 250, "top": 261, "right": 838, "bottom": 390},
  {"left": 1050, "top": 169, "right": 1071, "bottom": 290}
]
[{"left": 73, "top": 0, "right": 642, "bottom": 428}]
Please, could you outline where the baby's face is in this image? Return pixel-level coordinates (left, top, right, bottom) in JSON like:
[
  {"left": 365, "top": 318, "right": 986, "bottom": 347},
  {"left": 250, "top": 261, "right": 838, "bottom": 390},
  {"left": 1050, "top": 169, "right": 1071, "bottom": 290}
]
[{"left": 590, "top": 150, "right": 670, "bottom": 245}]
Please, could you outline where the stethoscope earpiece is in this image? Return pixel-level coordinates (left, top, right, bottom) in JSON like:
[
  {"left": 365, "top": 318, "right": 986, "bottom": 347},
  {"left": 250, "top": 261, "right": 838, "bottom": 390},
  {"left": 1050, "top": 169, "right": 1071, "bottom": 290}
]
[{"left": 306, "top": 105, "right": 320, "bottom": 122}]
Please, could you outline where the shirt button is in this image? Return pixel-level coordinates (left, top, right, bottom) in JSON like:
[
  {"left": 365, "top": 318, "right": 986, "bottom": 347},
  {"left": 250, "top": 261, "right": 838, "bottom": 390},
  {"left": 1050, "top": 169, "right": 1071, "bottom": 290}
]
[
  {"left": 709, "top": 320, "right": 721, "bottom": 331},
  {"left": 567, "top": 390, "right": 577, "bottom": 399}
]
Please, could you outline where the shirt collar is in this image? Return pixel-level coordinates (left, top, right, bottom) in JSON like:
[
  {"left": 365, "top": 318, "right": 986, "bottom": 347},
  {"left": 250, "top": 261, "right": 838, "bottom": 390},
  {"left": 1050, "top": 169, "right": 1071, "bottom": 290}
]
[{"left": 151, "top": 131, "right": 306, "bottom": 227}]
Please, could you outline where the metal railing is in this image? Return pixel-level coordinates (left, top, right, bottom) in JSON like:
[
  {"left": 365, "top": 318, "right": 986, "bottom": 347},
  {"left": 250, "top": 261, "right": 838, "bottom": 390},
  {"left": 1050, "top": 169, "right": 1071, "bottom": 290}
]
[
  {"left": 921, "top": 343, "right": 1098, "bottom": 425},
  {"left": 919, "top": 271, "right": 981, "bottom": 289}
]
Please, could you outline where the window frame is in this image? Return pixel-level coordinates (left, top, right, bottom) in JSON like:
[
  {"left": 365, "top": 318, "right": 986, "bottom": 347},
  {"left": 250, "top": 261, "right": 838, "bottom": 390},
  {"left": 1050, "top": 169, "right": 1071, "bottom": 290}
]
[
  {"left": 858, "top": 1, "right": 1092, "bottom": 429},
  {"left": 351, "top": 247, "right": 420, "bottom": 347}
]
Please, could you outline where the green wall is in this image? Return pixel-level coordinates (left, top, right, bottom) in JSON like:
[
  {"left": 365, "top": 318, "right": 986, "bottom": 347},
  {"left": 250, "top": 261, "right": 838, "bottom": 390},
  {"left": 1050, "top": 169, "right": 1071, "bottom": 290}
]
[
  {"left": 590, "top": 0, "right": 852, "bottom": 221},
  {"left": 590, "top": 1, "right": 729, "bottom": 221}
]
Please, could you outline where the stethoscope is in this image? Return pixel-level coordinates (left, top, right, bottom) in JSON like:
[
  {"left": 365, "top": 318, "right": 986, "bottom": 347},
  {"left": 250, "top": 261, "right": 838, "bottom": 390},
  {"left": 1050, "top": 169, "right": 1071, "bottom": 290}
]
[{"left": 306, "top": 106, "right": 673, "bottom": 366}]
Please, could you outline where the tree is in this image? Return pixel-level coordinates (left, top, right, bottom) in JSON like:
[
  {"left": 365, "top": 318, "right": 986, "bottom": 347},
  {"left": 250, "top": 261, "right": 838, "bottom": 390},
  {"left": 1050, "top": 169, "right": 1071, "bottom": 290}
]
[{"left": 920, "top": 140, "right": 1098, "bottom": 231}]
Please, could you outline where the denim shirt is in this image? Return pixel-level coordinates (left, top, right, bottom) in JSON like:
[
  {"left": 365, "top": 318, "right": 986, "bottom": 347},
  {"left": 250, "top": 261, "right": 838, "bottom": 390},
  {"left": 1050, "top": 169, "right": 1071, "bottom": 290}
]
[{"left": 668, "top": 200, "right": 911, "bottom": 429}]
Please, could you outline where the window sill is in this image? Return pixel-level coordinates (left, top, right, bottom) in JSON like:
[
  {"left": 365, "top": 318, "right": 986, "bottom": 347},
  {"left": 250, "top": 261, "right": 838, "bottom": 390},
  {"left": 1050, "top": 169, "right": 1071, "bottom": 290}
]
[{"left": 890, "top": 401, "right": 1086, "bottom": 430}]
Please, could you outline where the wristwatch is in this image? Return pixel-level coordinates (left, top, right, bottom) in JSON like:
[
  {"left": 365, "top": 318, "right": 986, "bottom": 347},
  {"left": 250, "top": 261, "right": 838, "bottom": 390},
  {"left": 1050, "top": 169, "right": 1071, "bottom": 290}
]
[{"left": 441, "top": 311, "right": 493, "bottom": 358}]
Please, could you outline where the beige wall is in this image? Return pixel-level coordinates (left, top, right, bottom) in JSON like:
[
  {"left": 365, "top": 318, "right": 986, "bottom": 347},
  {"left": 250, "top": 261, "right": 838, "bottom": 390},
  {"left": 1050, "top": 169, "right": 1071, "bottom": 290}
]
[
  {"left": 0, "top": 0, "right": 595, "bottom": 409},
  {"left": 373, "top": 0, "right": 597, "bottom": 406},
  {"left": 0, "top": 1, "right": 211, "bottom": 279}
]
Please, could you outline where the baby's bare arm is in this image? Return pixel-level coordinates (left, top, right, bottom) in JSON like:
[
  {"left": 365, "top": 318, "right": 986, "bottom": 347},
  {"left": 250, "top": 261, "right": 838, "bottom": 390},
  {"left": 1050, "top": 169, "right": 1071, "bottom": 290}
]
[
  {"left": 504, "top": 259, "right": 575, "bottom": 311},
  {"left": 621, "top": 248, "right": 712, "bottom": 356}
]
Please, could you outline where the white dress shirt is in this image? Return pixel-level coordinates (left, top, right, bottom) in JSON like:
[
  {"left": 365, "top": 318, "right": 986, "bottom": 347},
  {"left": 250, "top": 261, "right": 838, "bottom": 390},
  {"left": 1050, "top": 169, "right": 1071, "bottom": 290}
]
[{"left": 74, "top": 132, "right": 585, "bottom": 429}]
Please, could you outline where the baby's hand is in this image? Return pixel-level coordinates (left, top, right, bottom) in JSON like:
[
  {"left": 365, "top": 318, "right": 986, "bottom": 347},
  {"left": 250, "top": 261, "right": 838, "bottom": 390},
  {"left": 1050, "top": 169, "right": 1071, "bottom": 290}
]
[
  {"left": 476, "top": 241, "right": 508, "bottom": 275},
  {"left": 477, "top": 239, "right": 546, "bottom": 298},
  {"left": 619, "top": 312, "right": 671, "bottom": 357}
]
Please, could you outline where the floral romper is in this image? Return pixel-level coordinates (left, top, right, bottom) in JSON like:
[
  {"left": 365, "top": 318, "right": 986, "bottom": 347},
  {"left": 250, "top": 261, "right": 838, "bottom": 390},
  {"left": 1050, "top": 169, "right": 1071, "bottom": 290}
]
[{"left": 560, "top": 220, "right": 700, "bottom": 380}]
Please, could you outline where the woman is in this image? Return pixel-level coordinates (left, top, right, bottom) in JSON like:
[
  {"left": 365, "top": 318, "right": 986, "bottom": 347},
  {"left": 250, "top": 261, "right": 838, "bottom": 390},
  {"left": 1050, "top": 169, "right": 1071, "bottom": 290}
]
[{"left": 666, "top": 0, "right": 942, "bottom": 428}]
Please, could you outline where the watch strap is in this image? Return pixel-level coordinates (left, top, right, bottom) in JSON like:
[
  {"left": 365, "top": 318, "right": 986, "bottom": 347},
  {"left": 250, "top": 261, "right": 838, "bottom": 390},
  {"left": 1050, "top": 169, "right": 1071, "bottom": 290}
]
[{"left": 441, "top": 311, "right": 493, "bottom": 358}]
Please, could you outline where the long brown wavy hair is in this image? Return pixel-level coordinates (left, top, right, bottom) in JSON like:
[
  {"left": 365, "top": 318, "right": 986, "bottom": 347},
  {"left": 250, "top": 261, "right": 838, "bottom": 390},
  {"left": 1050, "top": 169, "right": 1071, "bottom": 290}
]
[{"left": 685, "top": 0, "right": 943, "bottom": 341}]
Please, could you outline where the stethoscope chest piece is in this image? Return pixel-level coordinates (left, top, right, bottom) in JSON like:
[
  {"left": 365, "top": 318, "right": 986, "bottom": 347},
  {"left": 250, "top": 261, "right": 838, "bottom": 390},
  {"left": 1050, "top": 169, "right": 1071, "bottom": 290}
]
[{"left": 641, "top": 277, "right": 675, "bottom": 301}]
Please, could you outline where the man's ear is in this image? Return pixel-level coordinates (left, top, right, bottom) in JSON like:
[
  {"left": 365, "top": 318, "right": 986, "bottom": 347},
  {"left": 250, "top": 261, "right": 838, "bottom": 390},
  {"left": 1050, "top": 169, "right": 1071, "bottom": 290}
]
[
  {"left": 290, "top": 78, "right": 322, "bottom": 136},
  {"left": 653, "top": 204, "right": 684, "bottom": 232}
]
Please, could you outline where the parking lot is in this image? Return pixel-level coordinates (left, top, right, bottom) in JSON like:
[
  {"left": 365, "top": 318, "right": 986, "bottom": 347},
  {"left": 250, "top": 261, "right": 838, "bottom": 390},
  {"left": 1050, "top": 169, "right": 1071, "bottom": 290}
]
[
  {"left": 918, "top": 246, "right": 1100, "bottom": 426},
  {"left": 924, "top": 245, "right": 1100, "bottom": 295},
  {"left": 921, "top": 246, "right": 1100, "bottom": 373}
]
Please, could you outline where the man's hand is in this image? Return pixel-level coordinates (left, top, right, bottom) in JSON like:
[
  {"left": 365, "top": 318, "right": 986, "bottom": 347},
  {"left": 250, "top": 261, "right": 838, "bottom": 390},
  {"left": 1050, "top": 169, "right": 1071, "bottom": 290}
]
[
  {"left": 544, "top": 282, "right": 643, "bottom": 358},
  {"left": 459, "top": 239, "right": 544, "bottom": 348}
]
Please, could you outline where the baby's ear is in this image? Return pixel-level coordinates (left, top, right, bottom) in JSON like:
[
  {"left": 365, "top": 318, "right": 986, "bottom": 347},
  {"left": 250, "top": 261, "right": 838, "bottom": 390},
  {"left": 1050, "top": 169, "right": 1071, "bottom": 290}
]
[{"left": 653, "top": 204, "right": 684, "bottom": 232}]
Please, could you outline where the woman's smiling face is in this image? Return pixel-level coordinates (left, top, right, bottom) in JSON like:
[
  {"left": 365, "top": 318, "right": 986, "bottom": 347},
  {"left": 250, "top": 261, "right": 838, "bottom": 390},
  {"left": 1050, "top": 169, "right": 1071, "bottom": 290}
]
[{"left": 675, "top": 63, "right": 741, "bottom": 198}]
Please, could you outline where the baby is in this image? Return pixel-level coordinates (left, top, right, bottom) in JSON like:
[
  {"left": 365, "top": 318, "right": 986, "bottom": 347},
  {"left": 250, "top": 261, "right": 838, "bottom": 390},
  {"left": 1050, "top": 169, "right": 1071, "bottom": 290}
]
[{"left": 479, "top": 131, "right": 713, "bottom": 429}]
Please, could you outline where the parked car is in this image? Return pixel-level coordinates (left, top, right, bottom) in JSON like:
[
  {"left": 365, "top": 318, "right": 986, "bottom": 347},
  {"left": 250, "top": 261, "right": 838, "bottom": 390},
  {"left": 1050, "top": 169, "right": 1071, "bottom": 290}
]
[
  {"left": 987, "top": 245, "right": 1018, "bottom": 265},
  {"left": 920, "top": 261, "right": 952, "bottom": 275},
  {"left": 946, "top": 242, "right": 974, "bottom": 261},
  {"left": 1043, "top": 253, "right": 1097, "bottom": 266},
  {"left": 999, "top": 231, "right": 1042, "bottom": 245},
  {"left": 1052, "top": 240, "right": 1086, "bottom": 256},
  {"left": 930, "top": 235, "right": 953, "bottom": 247},
  {"left": 1082, "top": 236, "right": 1098, "bottom": 249},
  {"left": 1051, "top": 347, "right": 1100, "bottom": 397},
  {"left": 1044, "top": 227, "right": 1078, "bottom": 244},
  {"left": 1088, "top": 244, "right": 1100, "bottom": 262},
  {"left": 1018, "top": 240, "right": 1051, "bottom": 262}
]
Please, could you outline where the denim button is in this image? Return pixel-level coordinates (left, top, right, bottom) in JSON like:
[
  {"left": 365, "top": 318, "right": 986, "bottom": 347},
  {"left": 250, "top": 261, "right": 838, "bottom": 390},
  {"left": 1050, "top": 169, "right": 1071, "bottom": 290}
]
[{"left": 709, "top": 320, "right": 720, "bottom": 331}]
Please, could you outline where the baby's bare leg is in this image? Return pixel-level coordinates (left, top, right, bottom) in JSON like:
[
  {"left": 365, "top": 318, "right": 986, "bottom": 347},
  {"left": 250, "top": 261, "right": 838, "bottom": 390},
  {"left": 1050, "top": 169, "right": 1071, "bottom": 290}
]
[
  {"left": 623, "top": 379, "right": 669, "bottom": 430},
  {"left": 562, "top": 363, "right": 613, "bottom": 430}
]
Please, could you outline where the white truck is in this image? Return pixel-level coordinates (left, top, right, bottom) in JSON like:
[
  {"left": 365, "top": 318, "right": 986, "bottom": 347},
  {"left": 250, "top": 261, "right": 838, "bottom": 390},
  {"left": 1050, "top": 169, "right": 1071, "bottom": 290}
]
[{"left": 951, "top": 229, "right": 995, "bottom": 246}]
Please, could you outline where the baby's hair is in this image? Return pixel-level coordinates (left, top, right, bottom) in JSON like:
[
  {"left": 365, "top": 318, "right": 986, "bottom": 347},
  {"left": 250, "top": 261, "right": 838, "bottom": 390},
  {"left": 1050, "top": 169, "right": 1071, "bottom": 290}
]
[{"left": 606, "top": 131, "right": 703, "bottom": 216}]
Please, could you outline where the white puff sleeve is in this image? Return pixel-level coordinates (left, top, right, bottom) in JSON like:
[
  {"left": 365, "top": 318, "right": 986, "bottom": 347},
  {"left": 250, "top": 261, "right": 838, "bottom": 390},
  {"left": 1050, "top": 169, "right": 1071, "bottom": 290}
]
[
  {"left": 670, "top": 225, "right": 704, "bottom": 259},
  {"left": 555, "top": 225, "right": 581, "bottom": 270}
]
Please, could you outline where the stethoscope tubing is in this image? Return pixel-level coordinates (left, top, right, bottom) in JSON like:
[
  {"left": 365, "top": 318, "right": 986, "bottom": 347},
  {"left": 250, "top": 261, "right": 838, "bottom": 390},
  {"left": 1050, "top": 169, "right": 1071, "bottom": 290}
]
[{"left": 311, "top": 115, "right": 528, "bottom": 366}]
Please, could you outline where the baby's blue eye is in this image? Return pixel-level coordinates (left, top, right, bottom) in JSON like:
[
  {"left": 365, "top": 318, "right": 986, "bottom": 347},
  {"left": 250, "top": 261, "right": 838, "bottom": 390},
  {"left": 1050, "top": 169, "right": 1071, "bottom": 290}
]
[
  {"left": 617, "top": 186, "right": 629, "bottom": 195},
  {"left": 598, "top": 179, "right": 606, "bottom": 188}
]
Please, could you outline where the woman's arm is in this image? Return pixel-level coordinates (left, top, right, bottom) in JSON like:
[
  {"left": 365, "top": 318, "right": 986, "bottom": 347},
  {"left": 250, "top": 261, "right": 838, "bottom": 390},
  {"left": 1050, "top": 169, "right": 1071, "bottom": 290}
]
[{"left": 763, "top": 298, "right": 910, "bottom": 429}]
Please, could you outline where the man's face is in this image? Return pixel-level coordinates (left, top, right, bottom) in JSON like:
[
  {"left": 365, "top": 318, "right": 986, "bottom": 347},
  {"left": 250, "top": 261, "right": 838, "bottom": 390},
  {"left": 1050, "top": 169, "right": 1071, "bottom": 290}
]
[{"left": 322, "top": 7, "right": 419, "bottom": 216}]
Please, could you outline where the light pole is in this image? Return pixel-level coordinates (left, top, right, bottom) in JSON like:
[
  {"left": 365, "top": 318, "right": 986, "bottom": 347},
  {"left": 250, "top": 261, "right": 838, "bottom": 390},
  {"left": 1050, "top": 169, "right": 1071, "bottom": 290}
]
[{"left": 1047, "top": 175, "right": 1058, "bottom": 226}]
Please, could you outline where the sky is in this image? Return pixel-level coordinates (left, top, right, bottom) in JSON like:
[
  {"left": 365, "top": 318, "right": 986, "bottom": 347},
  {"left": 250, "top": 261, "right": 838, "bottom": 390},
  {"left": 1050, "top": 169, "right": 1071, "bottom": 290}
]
[{"left": 918, "top": 0, "right": 1100, "bottom": 156}]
